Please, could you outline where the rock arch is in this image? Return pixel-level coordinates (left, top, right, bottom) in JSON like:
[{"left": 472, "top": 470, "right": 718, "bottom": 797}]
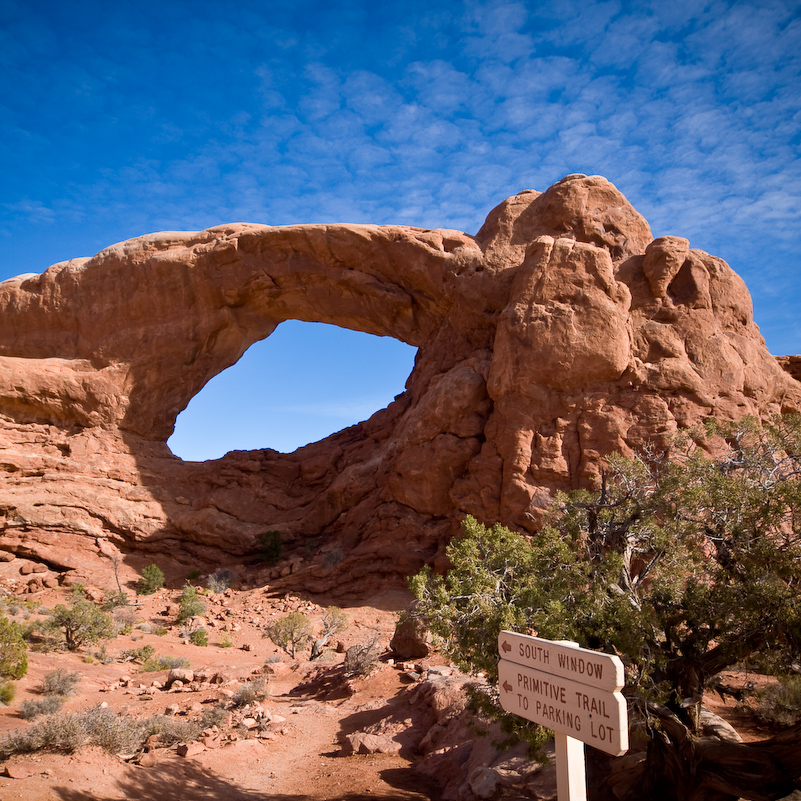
[{"left": 0, "top": 175, "right": 799, "bottom": 596}]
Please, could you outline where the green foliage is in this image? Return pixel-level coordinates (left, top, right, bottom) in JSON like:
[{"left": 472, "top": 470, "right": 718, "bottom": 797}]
[
  {"left": 189, "top": 628, "right": 208, "bottom": 647},
  {"left": 122, "top": 644, "right": 156, "bottom": 663},
  {"left": 258, "top": 530, "right": 283, "bottom": 565},
  {"left": 0, "top": 681, "right": 16, "bottom": 706},
  {"left": 47, "top": 600, "right": 114, "bottom": 651},
  {"left": 177, "top": 584, "right": 206, "bottom": 623},
  {"left": 101, "top": 590, "right": 129, "bottom": 611},
  {"left": 264, "top": 610, "right": 313, "bottom": 658},
  {"left": 137, "top": 564, "right": 165, "bottom": 595},
  {"left": 140, "top": 653, "right": 190, "bottom": 672},
  {"left": 0, "top": 615, "right": 28, "bottom": 679},
  {"left": 218, "top": 633, "right": 233, "bottom": 648},
  {"left": 411, "top": 415, "right": 801, "bottom": 742},
  {"left": 752, "top": 675, "right": 801, "bottom": 727}
]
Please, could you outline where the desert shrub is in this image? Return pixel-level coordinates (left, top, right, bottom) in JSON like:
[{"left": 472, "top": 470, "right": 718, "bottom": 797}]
[
  {"left": 206, "top": 568, "right": 236, "bottom": 594},
  {"left": 19, "top": 621, "right": 40, "bottom": 643},
  {"left": 177, "top": 584, "right": 206, "bottom": 623},
  {"left": 20, "top": 695, "right": 65, "bottom": 719},
  {"left": 0, "top": 707, "right": 159, "bottom": 758},
  {"left": 187, "top": 569, "right": 201, "bottom": 582},
  {"left": 218, "top": 633, "right": 233, "bottom": 648},
  {"left": 752, "top": 676, "right": 801, "bottom": 727},
  {"left": 232, "top": 677, "right": 267, "bottom": 707},
  {"left": 258, "top": 530, "right": 282, "bottom": 565},
  {"left": 189, "top": 628, "right": 208, "bottom": 647},
  {"left": 41, "top": 669, "right": 81, "bottom": 697},
  {"left": 322, "top": 547, "right": 344, "bottom": 568},
  {"left": 93, "top": 644, "right": 116, "bottom": 665},
  {"left": 200, "top": 704, "right": 229, "bottom": 728},
  {"left": 0, "top": 712, "right": 89, "bottom": 757},
  {"left": 310, "top": 606, "right": 348, "bottom": 660},
  {"left": 121, "top": 644, "right": 156, "bottom": 663},
  {"left": 112, "top": 604, "right": 138, "bottom": 632},
  {"left": 264, "top": 610, "right": 313, "bottom": 658},
  {"left": 101, "top": 590, "right": 129, "bottom": 611},
  {"left": 83, "top": 706, "right": 148, "bottom": 755},
  {"left": 344, "top": 634, "right": 382, "bottom": 677},
  {"left": 144, "top": 715, "right": 201, "bottom": 745},
  {"left": 140, "top": 653, "right": 190, "bottom": 672},
  {"left": 137, "top": 564, "right": 165, "bottom": 595},
  {"left": 47, "top": 600, "right": 114, "bottom": 651},
  {"left": 0, "top": 681, "right": 16, "bottom": 706},
  {"left": 0, "top": 615, "right": 27, "bottom": 679}
]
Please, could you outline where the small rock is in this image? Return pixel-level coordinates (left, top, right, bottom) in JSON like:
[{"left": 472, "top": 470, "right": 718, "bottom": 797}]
[
  {"left": 0, "top": 550, "right": 15, "bottom": 562},
  {"left": 176, "top": 742, "right": 206, "bottom": 758},
  {"left": 165, "top": 704, "right": 180, "bottom": 716},
  {"left": 139, "top": 751, "right": 159, "bottom": 767},
  {"left": 4, "top": 761, "right": 38, "bottom": 778},
  {"left": 166, "top": 668, "right": 194, "bottom": 687},
  {"left": 85, "top": 586, "right": 105, "bottom": 602}
]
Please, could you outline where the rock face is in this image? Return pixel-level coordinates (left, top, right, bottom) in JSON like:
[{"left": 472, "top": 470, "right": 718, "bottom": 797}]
[{"left": 1, "top": 175, "right": 799, "bottom": 596}]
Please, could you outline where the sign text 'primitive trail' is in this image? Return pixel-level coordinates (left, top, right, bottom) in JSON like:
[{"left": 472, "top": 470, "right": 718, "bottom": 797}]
[{"left": 497, "top": 660, "right": 628, "bottom": 755}]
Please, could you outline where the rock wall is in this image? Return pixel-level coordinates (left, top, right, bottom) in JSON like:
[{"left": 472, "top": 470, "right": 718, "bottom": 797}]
[{"left": 1, "top": 175, "right": 799, "bottom": 595}]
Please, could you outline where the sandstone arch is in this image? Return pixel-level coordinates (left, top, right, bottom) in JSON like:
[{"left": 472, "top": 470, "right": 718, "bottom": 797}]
[{"left": 1, "top": 175, "right": 799, "bottom": 596}]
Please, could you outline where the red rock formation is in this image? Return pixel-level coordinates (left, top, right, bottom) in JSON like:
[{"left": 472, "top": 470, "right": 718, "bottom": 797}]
[{"left": 1, "top": 175, "right": 799, "bottom": 596}]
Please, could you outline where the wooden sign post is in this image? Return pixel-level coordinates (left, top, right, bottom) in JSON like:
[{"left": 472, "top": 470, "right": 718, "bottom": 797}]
[{"left": 497, "top": 631, "right": 628, "bottom": 801}]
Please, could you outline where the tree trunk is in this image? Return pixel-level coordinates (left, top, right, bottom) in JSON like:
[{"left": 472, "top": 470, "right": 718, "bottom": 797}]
[{"left": 603, "top": 704, "right": 801, "bottom": 801}]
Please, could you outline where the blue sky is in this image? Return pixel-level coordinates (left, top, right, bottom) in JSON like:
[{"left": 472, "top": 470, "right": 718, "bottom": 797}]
[{"left": 2, "top": 0, "right": 800, "bottom": 459}]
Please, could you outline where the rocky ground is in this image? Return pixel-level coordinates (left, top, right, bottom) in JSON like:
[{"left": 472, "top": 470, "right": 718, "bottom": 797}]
[{"left": 0, "top": 554, "right": 784, "bottom": 801}]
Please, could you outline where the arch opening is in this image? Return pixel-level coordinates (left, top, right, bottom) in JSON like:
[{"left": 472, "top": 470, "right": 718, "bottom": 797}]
[{"left": 167, "top": 320, "right": 417, "bottom": 461}]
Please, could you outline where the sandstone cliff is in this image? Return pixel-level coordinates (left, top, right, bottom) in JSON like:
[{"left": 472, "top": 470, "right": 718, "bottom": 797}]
[{"left": 1, "top": 175, "right": 799, "bottom": 595}]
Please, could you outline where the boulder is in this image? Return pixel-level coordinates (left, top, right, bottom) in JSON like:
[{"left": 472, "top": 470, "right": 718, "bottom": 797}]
[{"left": 390, "top": 616, "right": 431, "bottom": 659}]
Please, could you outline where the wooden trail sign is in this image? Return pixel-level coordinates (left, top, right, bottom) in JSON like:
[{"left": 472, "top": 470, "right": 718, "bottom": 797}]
[
  {"left": 497, "top": 632, "right": 629, "bottom": 801},
  {"left": 498, "top": 660, "right": 627, "bottom": 754},
  {"left": 498, "top": 631, "right": 624, "bottom": 693}
]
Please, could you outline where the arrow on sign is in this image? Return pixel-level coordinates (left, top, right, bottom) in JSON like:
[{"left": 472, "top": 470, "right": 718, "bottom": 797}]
[
  {"left": 501, "top": 640, "right": 512, "bottom": 653},
  {"left": 502, "top": 680, "right": 514, "bottom": 693}
]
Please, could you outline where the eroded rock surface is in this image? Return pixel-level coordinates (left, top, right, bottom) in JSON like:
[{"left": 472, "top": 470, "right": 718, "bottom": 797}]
[{"left": 1, "top": 175, "right": 799, "bottom": 595}]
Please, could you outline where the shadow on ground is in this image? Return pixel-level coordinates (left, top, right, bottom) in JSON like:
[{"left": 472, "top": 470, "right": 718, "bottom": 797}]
[{"left": 51, "top": 758, "right": 439, "bottom": 801}]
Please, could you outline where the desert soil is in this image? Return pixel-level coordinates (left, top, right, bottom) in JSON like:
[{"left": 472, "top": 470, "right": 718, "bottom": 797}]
[
  {"left": 0, "top": 557, "right": 780, "bottom": 801},
  {"left": 0, "top": 556, "right": 443, "bottom": 801}
]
